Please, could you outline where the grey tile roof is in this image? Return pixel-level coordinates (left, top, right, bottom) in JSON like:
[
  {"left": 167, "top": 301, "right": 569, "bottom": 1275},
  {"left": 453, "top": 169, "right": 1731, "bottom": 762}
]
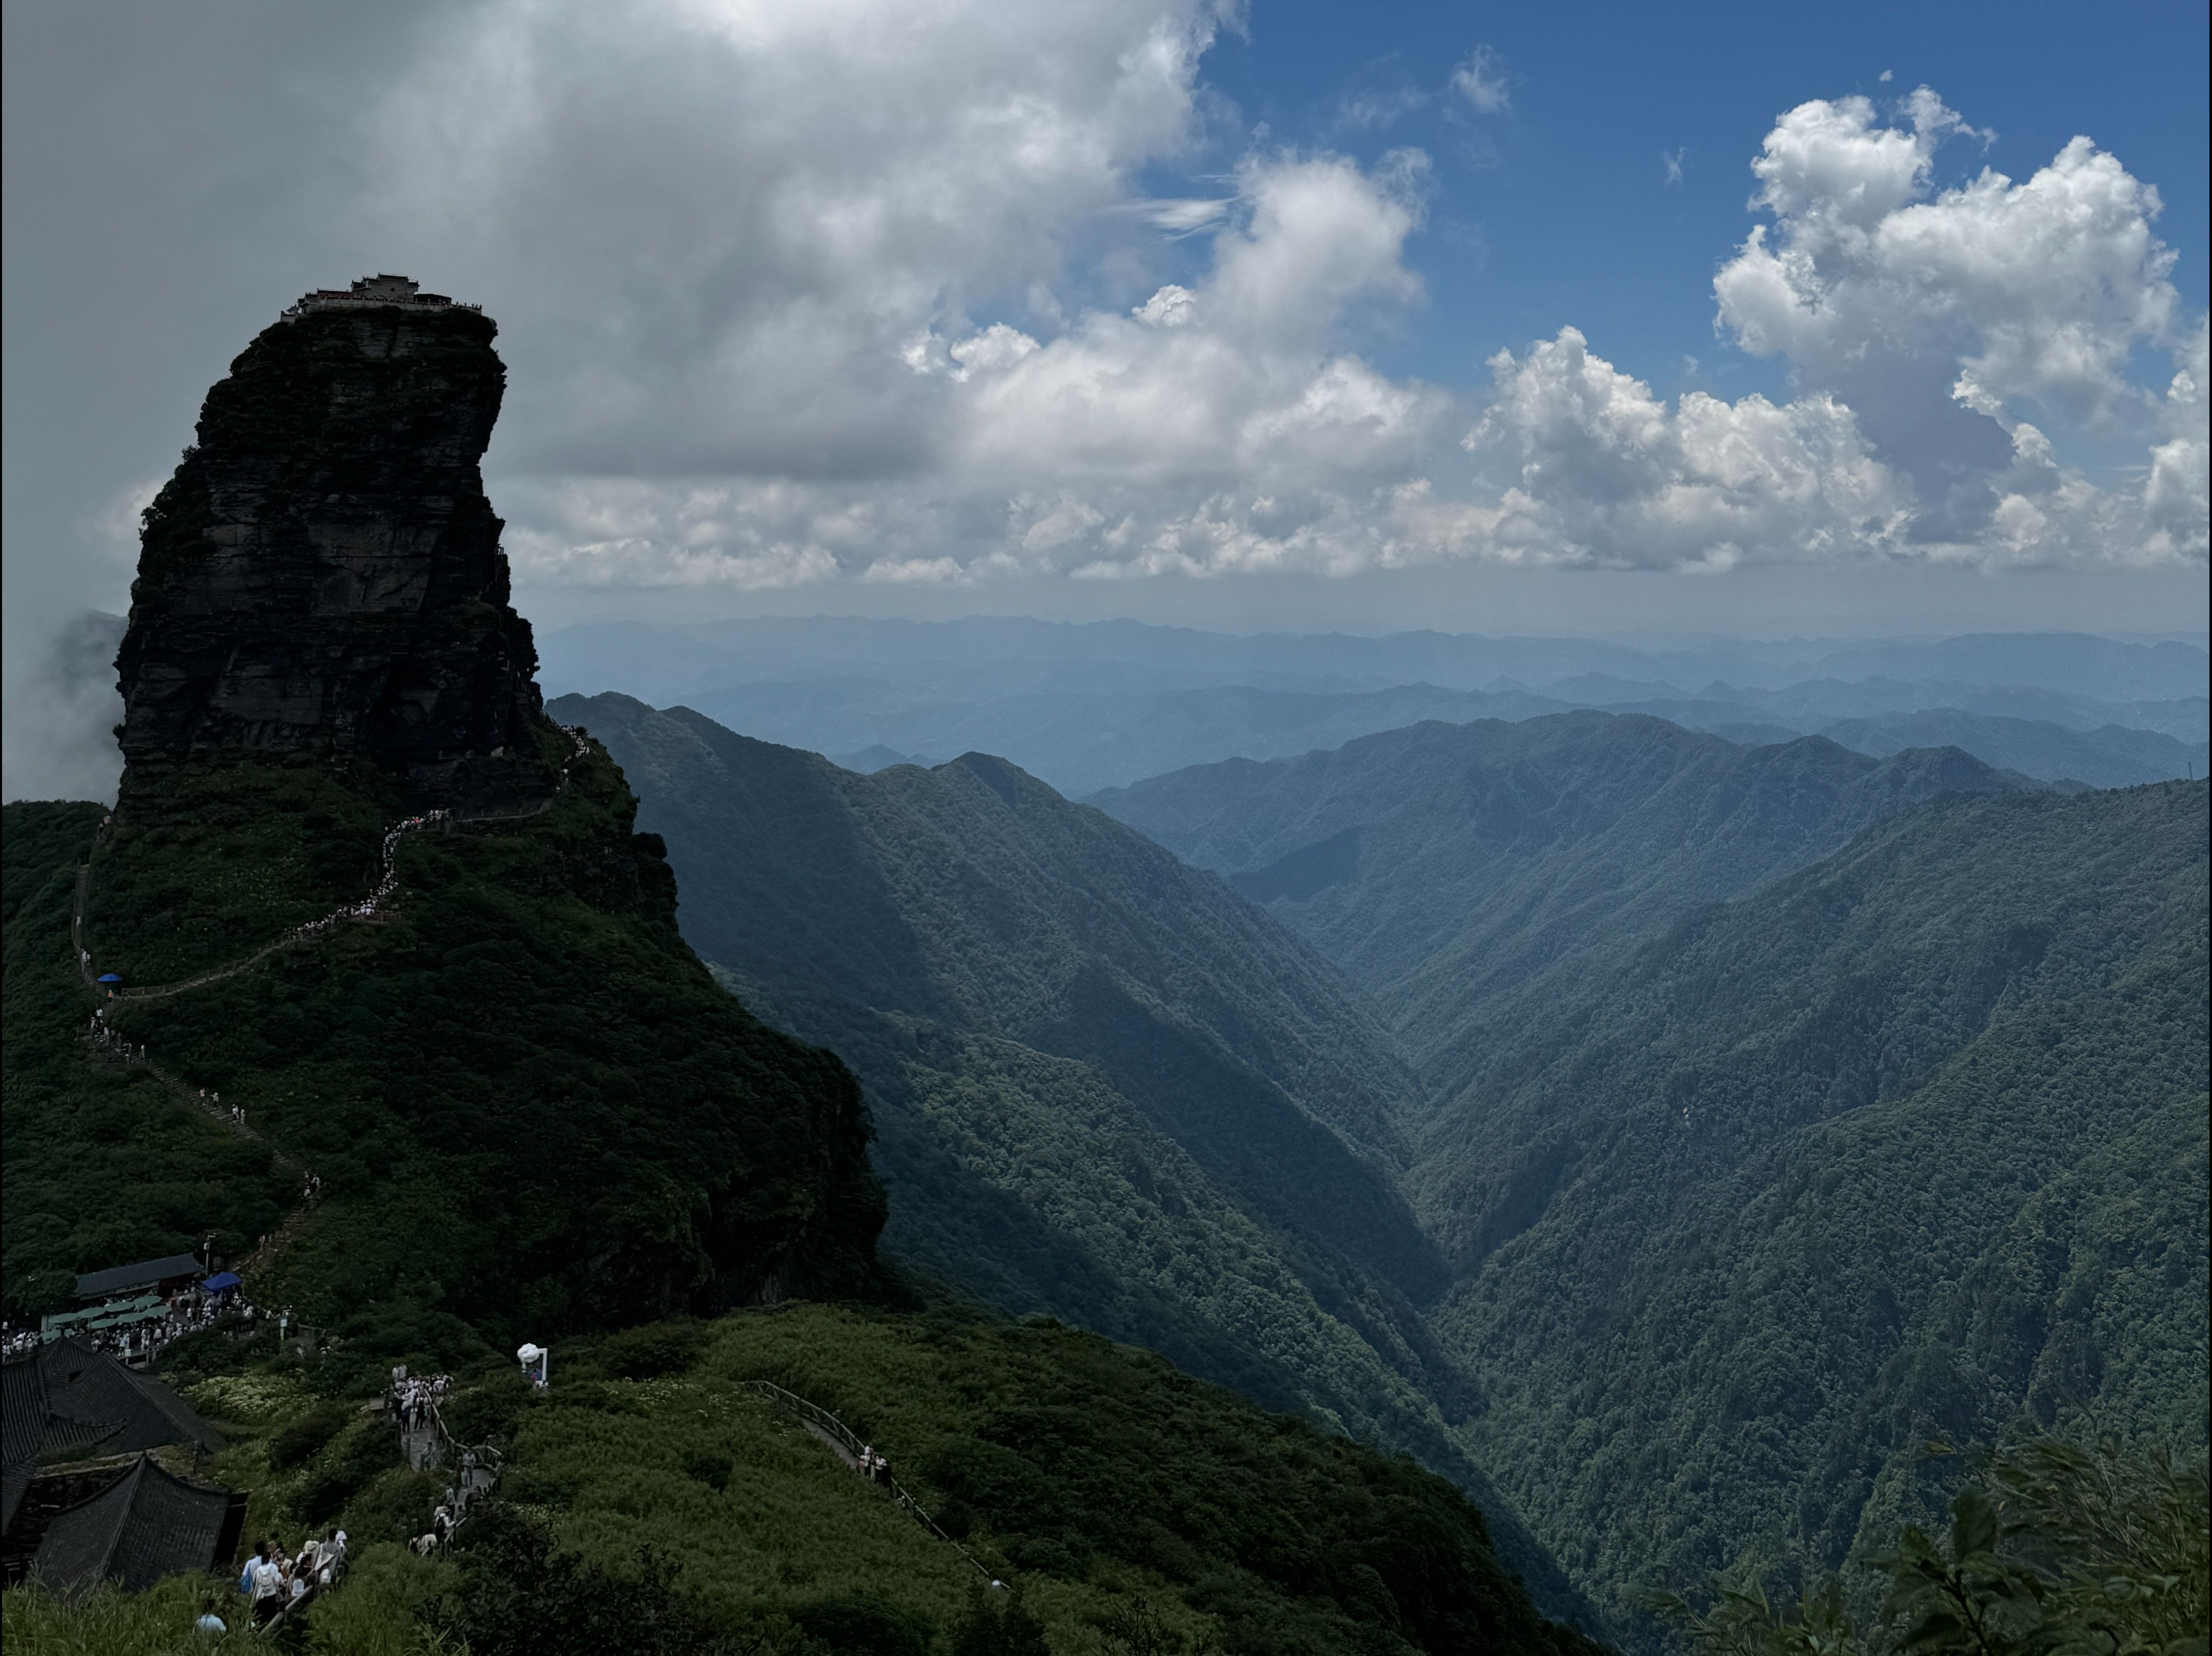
[
  {"left": 33, "top": 1339, "right": 222, "bottom": 1460},
  {"left": 29, "top": 1454, "right": 235, "bottom": 1594},
  {"left": 2, "top": 1351, "right": 47, "bottom": 1532}
]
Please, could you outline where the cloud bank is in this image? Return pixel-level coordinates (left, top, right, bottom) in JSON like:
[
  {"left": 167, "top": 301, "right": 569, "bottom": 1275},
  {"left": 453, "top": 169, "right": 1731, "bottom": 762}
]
[{"left": 181, "top": 6, "right": 2212, "bottom": 583}]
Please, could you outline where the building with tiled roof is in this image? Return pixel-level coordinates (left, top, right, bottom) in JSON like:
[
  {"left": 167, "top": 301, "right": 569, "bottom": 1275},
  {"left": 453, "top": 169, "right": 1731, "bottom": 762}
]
[
  {"left": 28, "top": 1337, "right": 222, "bottom": 1462},
  {"left": 27, "top": 1454, "right": 243, "bottom": 1595},
  {"left": 280, "top": 272, "right": 480, "bottom": 321},
  {"left": 70, "top": 1253, "right": 202, "bottom": 1303}
]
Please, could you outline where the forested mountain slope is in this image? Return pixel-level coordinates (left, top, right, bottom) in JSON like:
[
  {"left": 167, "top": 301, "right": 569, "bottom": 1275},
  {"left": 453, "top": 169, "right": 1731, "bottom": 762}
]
[
  {"left": 1421, "top": 780, "right": 2208, "bottom": 1628},
  {"left": 3, "top": 294, "right": 1602, "bottom": 1652},
  {"left": 552, "top": 691, "right": 1599, "bottom": 1622},
  {"left": 2, "top": 742, "right": 887, "bottom": 1339},
  {"left": 1091, "top": 714, "right": 2021, "bottom": 1088}
]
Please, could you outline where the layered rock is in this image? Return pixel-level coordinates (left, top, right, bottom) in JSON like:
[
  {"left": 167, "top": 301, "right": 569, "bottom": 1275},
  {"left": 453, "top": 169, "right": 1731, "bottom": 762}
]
[{"left": 115, "top": 293, "right": 550, "bottom": 809}]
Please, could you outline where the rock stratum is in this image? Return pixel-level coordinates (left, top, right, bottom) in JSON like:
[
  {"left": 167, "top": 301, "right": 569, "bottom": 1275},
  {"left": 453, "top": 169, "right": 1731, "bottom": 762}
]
[{"left": 115, "top": 301, "right": 545, "bottom": 810}]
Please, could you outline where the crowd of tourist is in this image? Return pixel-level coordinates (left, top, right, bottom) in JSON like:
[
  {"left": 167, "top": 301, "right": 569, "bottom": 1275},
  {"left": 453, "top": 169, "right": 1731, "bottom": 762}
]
[
  {"left": 391, "top": 1368, "right": 452, "bottom": 1429},
  {"left": 237, "top": 1528, "right": 348, "bottom": 1627},
  {"left": 2, "top": 1287, "right": 254, "bottom": 1366}
]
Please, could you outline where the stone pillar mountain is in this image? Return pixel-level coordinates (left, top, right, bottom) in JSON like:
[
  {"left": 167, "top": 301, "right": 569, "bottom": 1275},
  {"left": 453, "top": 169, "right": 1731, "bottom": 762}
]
[{"left": 114, "top": 283, "right": 552, "bottom": 810}]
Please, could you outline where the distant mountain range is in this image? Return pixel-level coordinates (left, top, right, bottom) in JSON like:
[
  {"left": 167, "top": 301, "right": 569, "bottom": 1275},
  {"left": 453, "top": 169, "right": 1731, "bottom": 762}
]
[
  {"left": 535, "top": 616, "right": 2207, "bottom": 797},
  {"left": 541, "top": 615, "right": 2209, "bottom": 705},
  {"left": 1090, "top": 714, "right": 2029, "bottom": 1061}
]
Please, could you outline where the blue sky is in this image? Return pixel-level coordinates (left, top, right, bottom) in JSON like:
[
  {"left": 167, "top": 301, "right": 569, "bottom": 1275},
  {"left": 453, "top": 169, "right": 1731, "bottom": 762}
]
[
  {"left": 4, "top": 0, "right": 2208, "bottom": 663},
  {"left": 1197, "top": 0, "right": 2210, "bottom": 412}
]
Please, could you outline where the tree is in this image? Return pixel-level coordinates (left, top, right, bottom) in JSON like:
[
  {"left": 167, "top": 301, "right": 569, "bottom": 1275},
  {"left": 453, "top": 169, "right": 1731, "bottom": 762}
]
[
  {"left": 949, "top": 1580, "right": 1051, "bottom": 1656},
  {"left": 1654, "top": 1439, "right": 2209, "bottom": 1656}
]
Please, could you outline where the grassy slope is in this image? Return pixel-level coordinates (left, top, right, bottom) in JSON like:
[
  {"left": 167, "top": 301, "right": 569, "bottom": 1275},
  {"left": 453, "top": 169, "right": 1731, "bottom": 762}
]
[
  {"left": 1423, "top": 781, "right": 2208, "bottom": 1628},
  {"left": 120, "top": 1300, "right": 1600, "bottom": 1656},
  {"left": 2, "top": 725, "right": 884, "bottom": 1340},
  {"left": 552, "top": 692, "right": 1601, "bottom": 1624},
  {"left": 525, "top": 1303, "right": 1597, "bottom": 1655}
]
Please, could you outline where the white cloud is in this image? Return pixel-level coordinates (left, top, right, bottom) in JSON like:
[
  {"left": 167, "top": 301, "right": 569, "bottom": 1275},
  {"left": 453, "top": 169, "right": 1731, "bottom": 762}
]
[
  {"left": 1336, "top": 85, "right": 1428, "bottom": 131},
  {"left": 1716, "top": 91, "right": 2178, "bottom": 442},
  {"left": 1131, "top": 285, "right": 1197, "bottom": 327},
  {"left": 1438, "top": 93, "right": 2204, "bottom": 572},
  {"left": 1701, "top": 88, "right": 2198, "bottom": 561},
  {"left": 2142, "top": 319, "right": 2209, "bottom": 560},
  {"left": 1662, "top": 148, "right": 1685, "bottom": 187},
  {"left": 1459, "top": 327, "right": 1906, "bottom": 569},
  {"left": 1137, "top": 197, "right": 1235, "bottom": 233},
  {"left": 1451, "top": 45, "right": 1511, "bottom": 116},
  {"left": 364, "top": 0, "right": 1230, "bottom": 479},
  {"left": 357, "top": 31, "right": 2198, "bottom": 586}
]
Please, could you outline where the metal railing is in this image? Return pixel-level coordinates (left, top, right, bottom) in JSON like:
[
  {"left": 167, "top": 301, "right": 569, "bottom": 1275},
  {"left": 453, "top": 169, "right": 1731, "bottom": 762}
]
[{"left": 736, "top": 1380, "right": 998, "bottom": 1586}]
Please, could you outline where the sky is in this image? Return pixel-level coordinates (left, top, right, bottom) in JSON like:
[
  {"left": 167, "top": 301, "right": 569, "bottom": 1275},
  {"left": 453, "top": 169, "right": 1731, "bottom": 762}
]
[{"left": 4, "top": 0, "right": 2208, "bottom": 673}]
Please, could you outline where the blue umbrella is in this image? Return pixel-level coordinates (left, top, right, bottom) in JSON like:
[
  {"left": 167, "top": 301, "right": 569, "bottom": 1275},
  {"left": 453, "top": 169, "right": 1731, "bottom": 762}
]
[{"left": 96, "top": 973, "right": 123, "bottom": 984}]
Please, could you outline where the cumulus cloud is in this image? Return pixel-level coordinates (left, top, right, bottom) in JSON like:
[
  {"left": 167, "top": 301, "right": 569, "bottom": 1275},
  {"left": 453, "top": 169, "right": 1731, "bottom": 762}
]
[
  {"left": 2142, "top": 319, "right": 2210, "bottom": 560},
  {"left": 364, "top": 0, "right": 1231, "bottom": 480},
  {"left": 1456, "top": 327, "right": 1905, "bottom": 570},
  {"left": 1449, "top": 89, "right": 2205, "bottom": 570},
  {"left": 1712, "top": 90, "right": 2185, "bottom": 522},
  {"left": 349, "top": 25, "right": 2198, "bottom": 583}
]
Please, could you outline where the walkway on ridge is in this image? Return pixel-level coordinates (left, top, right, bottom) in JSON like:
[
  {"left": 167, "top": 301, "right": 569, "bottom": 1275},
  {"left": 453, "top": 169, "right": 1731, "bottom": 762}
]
[
  {"left": 72, "top": 727, "right": 592, "bottom": 1005},
  {"left": 65, "top": 728, "right": 594, "bottom": 1284}
]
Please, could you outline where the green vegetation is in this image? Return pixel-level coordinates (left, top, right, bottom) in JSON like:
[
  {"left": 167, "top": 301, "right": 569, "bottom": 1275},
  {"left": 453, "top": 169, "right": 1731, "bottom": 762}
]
[
  {"left": 3, "top": 798, "right": 293, "bottom": 1315},
  {"left": 1421, "top": 782, "right": 2207, "bottom": 1634},
  {"left": 1091, "top": 719, "right": 2204, "bottom": 1633},
  {"left": 12, "top": 668, "right": 2202, "bottom": 1653},
  {"left": 554, "top": 693, "right": 1596, "bottom": 1619},
  {"left": 1089, "top": 712, "right": 2023, "bottom": 1092},
  {"left": 1654, "top": 1438, "right": 2207, "bottom": 1656},
  {"left": 9, "top": 1301, "right": 1600, "bottom": 1655},
  {"left": 2, "top": 723, "right": 884, "bottom": 1337}
]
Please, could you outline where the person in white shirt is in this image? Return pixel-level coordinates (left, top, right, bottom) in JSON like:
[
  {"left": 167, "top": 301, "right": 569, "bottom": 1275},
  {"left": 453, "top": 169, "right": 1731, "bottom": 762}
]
[{"left": 250, "top": 1545, "right": 285, "bottom": 1625}]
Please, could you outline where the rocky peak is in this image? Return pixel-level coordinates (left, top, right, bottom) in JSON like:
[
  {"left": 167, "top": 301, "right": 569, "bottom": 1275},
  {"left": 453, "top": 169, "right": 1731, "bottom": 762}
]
[{"left": 114, "top": 295, "right": 550, "bottom": 810}]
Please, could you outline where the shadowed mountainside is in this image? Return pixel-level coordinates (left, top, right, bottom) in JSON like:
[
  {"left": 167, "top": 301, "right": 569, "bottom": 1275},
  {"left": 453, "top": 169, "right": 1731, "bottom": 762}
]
[
  {"left": 552, "top": 689, "right": 1603, "bottom": 1627},
  {"left": 5, "top": 299, "right": 888, "bottom": 1345}
]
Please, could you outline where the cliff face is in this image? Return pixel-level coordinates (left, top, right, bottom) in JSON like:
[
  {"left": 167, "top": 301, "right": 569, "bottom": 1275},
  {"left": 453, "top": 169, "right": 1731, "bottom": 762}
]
[
  {"left": 19, "top": 290, "right": 890, "bottom": 1329},
  {"left": 115, "top": 304, "right": 547, "bottom": 808}
]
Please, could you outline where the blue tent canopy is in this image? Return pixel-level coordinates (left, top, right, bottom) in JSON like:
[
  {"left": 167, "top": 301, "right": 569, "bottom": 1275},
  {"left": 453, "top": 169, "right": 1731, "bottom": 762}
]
[
  {"left": 96, "top": 973, "right": 122, "bottom": 984},
  {"left": 201, "top": 1272, "right": 242, "bottom": 1293}
]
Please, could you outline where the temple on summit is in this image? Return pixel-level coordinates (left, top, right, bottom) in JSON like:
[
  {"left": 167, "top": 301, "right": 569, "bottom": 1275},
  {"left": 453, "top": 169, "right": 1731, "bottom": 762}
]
[{"left": 280, "top": 273, "right": 478, "bottom": 322}]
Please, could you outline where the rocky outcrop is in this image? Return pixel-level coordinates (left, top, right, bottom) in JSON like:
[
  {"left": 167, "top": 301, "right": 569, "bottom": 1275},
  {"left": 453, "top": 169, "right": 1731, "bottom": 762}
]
[{"left": 114, "top": 298, "right": 550, "bottom": 810}]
